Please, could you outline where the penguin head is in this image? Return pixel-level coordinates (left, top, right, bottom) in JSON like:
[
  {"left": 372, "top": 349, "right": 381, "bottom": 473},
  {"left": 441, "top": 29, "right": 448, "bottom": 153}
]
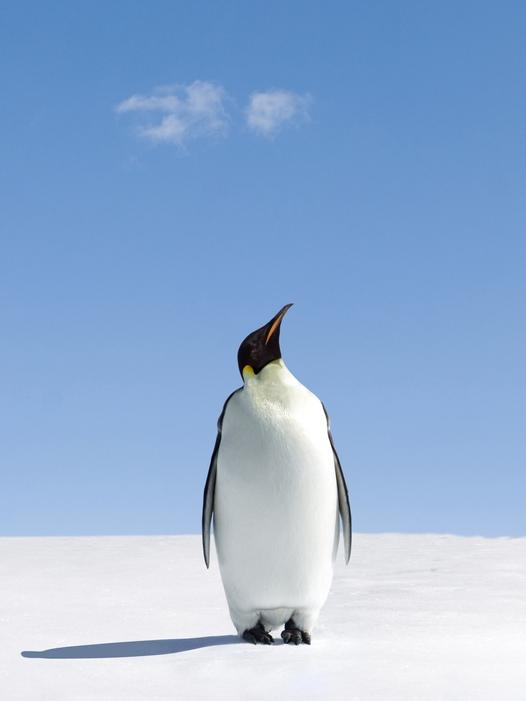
[{"left": 237, "top": 303, "right": 293, "bottom": 379}]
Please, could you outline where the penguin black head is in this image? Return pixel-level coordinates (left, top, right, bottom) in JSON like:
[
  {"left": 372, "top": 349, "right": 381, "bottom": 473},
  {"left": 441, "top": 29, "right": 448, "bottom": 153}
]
[{"left": 237, "top": 303, "right": 293, "bottom": 378}]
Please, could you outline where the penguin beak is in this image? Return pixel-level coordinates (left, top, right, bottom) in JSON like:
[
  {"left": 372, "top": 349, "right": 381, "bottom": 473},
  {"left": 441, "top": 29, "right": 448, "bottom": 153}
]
[{"left": 264, "top": 303, "right": 293, "bottom": 345}]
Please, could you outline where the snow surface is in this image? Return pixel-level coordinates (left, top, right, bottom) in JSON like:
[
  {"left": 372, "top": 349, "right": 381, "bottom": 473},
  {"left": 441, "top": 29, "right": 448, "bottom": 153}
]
[{"left": 1, "top": 534, "right": 525, "bottom": 700}]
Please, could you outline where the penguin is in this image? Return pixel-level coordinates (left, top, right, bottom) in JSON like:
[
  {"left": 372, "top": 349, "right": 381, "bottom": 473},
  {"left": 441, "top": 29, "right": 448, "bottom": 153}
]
[{"left": 202, "top": 304, "right": 351, "bottom": 645}]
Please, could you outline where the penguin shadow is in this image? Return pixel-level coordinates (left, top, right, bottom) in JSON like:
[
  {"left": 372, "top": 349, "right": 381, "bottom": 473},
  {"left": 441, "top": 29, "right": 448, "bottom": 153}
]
[{"left": 21, "top": 635, "right": 239, "bottom": 659}]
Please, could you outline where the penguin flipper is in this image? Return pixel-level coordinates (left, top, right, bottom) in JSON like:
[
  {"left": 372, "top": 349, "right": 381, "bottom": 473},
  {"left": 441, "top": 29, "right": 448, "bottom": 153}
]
[
  {"left": 202, "top": 432, "right": 219, "bottom": 569},
  {"left": 322, "top": 403, "right": 352, "bottom": 564},
  {"left": 202, "top": 388, "right": 242, "bottom": 568}
]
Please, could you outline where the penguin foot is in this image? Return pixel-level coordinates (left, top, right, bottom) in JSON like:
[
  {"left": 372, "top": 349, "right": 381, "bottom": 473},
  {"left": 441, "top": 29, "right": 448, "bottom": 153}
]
[
  {"left": 281, "top": 618, "right": 311, "bottom": 645},
  {"left": 242, "top": 622, "right": 274, "bottom": 645}
]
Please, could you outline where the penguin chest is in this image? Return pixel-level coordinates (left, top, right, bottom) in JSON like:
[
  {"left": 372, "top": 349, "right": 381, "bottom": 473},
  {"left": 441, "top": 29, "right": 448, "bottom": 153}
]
[{"left": 214, "top": 383, "right": 338, "bottom": 608}]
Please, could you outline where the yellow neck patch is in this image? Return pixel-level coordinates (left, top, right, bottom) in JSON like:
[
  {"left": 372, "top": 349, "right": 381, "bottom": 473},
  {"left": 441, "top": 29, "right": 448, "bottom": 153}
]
[{"left": 242, "top": 365, "right": 255, "bottom": 380}]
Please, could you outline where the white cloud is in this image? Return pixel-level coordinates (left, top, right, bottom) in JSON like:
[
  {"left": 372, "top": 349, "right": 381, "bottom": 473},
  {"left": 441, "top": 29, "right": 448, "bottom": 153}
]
[
  {"left": 115, "top": 81, "right": 229, "bottom": 146},
  {"left": 246, "top": 89, "right": 311, "bottom": 137}
]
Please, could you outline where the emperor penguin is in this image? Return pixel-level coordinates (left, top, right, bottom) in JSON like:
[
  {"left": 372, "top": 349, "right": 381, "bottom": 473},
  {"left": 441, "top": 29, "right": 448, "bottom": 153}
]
[{"left": 202, "top": 304, "right": 351, "bottom": 645}]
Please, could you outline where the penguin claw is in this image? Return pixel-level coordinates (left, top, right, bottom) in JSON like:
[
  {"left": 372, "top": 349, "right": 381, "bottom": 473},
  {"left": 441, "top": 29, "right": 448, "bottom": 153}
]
[
  {"left": 242, "top": 623, "right": 274, "bottom": 645},
  {"left": 281, "top": 629, "right": 302, "bottom": 645},
  {"left": 281, "top": 618, "right": 311, "bottom": 645}
]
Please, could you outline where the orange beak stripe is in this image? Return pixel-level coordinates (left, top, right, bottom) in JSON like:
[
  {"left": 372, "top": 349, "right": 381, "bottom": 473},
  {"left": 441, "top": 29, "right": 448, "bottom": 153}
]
[{"left": 265, "top": 308, "right": 288, "bottom": 345}]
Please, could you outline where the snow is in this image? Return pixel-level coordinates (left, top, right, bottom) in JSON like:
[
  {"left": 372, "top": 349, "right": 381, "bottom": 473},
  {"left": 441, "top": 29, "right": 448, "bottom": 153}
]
[{"left": 1, "top": 533, "right": 525, "bottom": 700}]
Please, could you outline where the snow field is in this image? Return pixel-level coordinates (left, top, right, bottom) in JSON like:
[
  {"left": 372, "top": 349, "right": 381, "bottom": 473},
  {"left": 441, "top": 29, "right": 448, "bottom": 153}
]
[{"left": 1, "top": 533, "right": 525, "bottom": 700}]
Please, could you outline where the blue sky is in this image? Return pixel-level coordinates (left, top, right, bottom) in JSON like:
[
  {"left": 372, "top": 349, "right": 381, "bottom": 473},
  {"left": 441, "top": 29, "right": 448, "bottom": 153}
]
[{"left": 1, "top": 1, "right": 525, "bottom": 536}]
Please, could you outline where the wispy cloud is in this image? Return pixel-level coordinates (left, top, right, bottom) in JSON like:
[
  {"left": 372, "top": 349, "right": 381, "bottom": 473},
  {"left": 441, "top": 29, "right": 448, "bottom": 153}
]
[
  {"left": 116, "top": 81, "right": 229, "bottom": 146},
  {"left": 246, "top": 89, "right": 311, "bottom": 137}
]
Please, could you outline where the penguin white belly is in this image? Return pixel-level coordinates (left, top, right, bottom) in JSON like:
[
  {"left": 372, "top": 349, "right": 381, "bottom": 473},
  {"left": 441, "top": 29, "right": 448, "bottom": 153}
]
[{"left": 214, "top": 365, "right": 338, "bottom": 633}]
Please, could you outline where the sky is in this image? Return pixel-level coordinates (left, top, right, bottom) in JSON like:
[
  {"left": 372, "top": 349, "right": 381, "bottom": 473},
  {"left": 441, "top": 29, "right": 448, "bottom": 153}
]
[{"left": 1, "top": 1, "right": 525, "bottom": 537}]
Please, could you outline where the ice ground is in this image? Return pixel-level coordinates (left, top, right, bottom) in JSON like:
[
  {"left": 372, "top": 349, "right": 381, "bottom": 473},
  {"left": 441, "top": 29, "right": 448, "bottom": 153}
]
[{"left": 1, "top": 534, "right": 525, "bottom": 700}]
